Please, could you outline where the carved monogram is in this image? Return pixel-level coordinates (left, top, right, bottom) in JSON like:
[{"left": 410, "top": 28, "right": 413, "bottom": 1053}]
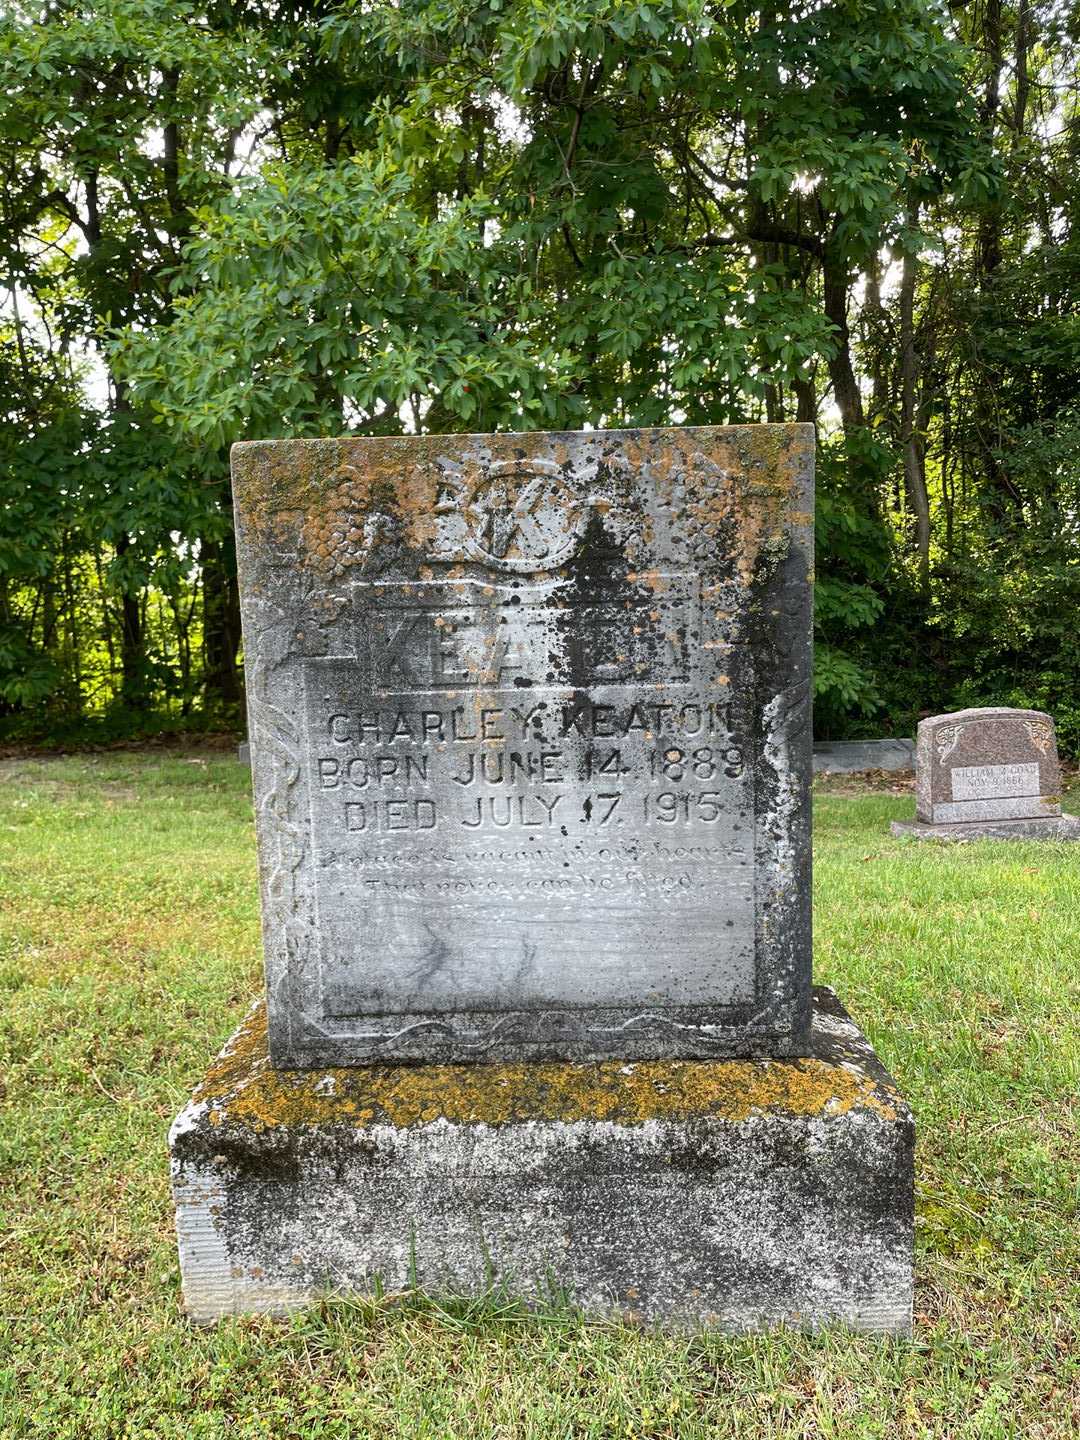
[{"left": 463, "top": 458, "right": 585, "bottom": 573}]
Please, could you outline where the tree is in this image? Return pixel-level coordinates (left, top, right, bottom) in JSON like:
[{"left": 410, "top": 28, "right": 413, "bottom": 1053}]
[
  {"left": 7, "top": 0, "right": 1079, "bottom": 747},
  {"left": 0, "top": 0, "right": 285, "bottom": 712},
  {"left": 113, "top": 1, "right": 993, "bottom": 734}
]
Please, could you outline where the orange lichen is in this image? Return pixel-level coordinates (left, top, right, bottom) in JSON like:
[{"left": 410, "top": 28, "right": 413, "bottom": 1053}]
[
  {"left": 194, "top": 1003, "right": 902, "bottom": 1135},
  {"left": 231, "top": 425, "right": 814, "bottom": 587}
]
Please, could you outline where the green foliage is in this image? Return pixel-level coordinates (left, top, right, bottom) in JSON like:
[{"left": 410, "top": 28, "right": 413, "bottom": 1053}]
[
  {"left": 812, "top": 434, "right": 893, "bottom": 729},
  {"left": 0, "top": 0, "right": 288, "bottom": 718},
  {"left": 1, "top": 0, "right": 1078, "bottom": 744},
  {"left": 118, "top": 161, "right": 586, "bottom": 446},
  {"left": 118, "top": 0, "right": 983, "bottom": 442},
  {"left": 0, "top": 336, "right": 86, "bottom": 711}
]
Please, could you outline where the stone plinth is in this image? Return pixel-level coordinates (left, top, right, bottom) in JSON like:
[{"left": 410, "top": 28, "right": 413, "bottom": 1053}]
[
  {"left": 170, "top": 988, "right": 913, "bottom": 1333},
  {"left": 892, "top": 814, "right": 1080, "bottom": 843}
]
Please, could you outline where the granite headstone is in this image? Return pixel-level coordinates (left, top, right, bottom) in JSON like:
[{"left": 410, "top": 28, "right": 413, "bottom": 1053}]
[
  {"left": 892, "top": 706, "right": 1080, "bottom": 841},
  {"left": 917, "top": 707, "right": 1060, "bottom": 823},
  {"left": 231, "top": 426, "right": 815, "bottom": 1065}
]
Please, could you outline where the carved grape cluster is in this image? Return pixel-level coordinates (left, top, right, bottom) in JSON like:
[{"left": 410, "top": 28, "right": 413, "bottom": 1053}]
[{"left": 303, "top": 464, "right": 407, "bottom": 577}]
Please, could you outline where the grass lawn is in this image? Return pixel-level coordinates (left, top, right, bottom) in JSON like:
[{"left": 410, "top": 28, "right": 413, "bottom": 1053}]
[{"left": 1, "top": 752, "right": 1077, "bottom": 1439}]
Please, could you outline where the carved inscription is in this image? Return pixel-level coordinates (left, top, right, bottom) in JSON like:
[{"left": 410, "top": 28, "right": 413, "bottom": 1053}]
[
  {"left": 361, "top": 575, "right": 697, "bottom": 690},
  {"left": 950, "top": 762, "right": 1040, "bottom": 801},
  {"left": 312, "top": 686, "right": 741, "bottom": 834},
  {"left": 303, "top": 571, "right": 757, "bottom": 1017}
]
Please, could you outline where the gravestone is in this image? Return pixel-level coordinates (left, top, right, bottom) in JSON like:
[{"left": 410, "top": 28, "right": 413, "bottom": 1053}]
[
  {"left": 231, "top": 426, "right": 813, "bottom": 1065},
  {"left": 892, "top": 707, "right": 1080, "bottom": 841},
  {"left": 170, "top": 425, "right": 914, "bottom": 1332}
]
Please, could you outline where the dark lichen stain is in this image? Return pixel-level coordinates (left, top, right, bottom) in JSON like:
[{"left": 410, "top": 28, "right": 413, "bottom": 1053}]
[{"left": 194, "top": 1002, "right": 901, "bottom": 1136}]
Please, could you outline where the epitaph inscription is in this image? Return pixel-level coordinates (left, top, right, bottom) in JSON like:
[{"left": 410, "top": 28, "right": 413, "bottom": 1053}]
[
  {"left": 915, "top": 708, "right": 1063, "bottom": 824},
  {"left": 233, "top": 427, "right": 814, "bottom": 1065}
]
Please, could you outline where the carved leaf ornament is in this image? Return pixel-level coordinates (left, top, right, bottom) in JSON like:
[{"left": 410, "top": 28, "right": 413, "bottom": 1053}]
[
  {"left": 935, "top": 723, "right": 966, "bottom": 763},
  {"left": 1023, "top": 719, "right": 1052, "bottom": 755}
]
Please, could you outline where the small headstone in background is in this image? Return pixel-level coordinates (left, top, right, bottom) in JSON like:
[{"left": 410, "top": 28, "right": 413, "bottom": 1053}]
[{"left": 892, "top": 706, "right": 1080, "bottom": 841}]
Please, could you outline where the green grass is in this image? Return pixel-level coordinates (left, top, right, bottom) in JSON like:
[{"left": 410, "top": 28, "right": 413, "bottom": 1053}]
[{"left": 1, "top": 754, "right": 1077, "bottom": 1439}]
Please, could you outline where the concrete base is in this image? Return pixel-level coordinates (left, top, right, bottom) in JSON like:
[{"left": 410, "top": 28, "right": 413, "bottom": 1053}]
[
  {"left": 891, "top": 814, "right": 1080, "bottom": 842},
  {"left": 169, "top": 988, "right": 914, "bottom": 1333},
  {"left": 814, "top": 738, "right": 914, "bottom": 774}
]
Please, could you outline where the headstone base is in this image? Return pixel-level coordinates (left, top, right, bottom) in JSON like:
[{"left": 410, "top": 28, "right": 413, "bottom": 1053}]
[
  {"left": 891, "top": 814, "right": 1080, "bottom": 842},
  {"left": 170, "top": 988, "right": 913, "bottom": 1333},
  {"left": 814, "top": 738, "right": 915, "bottom": 774}
]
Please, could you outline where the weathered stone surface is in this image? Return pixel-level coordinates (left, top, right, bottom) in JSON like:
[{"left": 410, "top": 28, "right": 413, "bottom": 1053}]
[
  {"left": 891, "top": 814, "right": 1080, "bottom": 843},
  {"left": 170, "top": 986, "right": 913, "bottom": 1332},
  {"left": 814, "top": 738, "right": 914, "bottom": 774},
  {"left": 231, "top": 426, "right": 814, "bottom": 1065},
  {"left": 915, "top": 707, "right": 1062, "bottom": 825}
]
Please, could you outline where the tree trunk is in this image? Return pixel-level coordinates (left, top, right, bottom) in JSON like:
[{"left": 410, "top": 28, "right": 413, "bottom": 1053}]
[
  {"left": 202, "top": 533, "right": 243, "bottom": 710},
  {"left": 63, "top": 533, "right": 83, "bottom": 713},
  {"left": 977, "top": 0, "right": 1003, "bottom": 278},
  {"left": 972, "top": 0, "right": 1023, "bottom": 526},
  {"left": 899, "top": 213, "right": 930, "bottom": 594},
  {"left": 862, "top": 258, "right": 891, "bottom": 424},
  {"left": 793, "top": 376, "right": 817, "bottom": 423},
  {"left": 0, "top": 575, "right": 12, "bottom": 715},
  {"left": 114, "top": 532, "right": 145, "bottom": 707},
  {"left": 822, "top": 242, "right": 864, "bottom": 432},
  {"left": 900, "top": 374, "right": 930, "bottom": 595},
  {"left": 1014, "top": 0, "right": 1030, "bottom": 136}
]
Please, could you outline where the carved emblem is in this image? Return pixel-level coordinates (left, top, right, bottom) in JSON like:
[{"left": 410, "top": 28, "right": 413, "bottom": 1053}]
[
  {"left": 1023, "top": 719, "right": 1053, "bottom": 755},
  {"left": 464, "top": 459, "right": 585, "bottom": 573},
  {"left": 936, "top": 723, "right": 966, "bottom": 763}
]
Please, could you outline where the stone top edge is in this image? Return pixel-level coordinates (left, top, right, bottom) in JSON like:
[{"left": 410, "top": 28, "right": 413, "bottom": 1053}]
[
  {"left": 230, "top": 423, "right": 816, "bottom": 458},
  {"left": 917, "top": 706, "right": 1051, "bottom": 729},
  {"left": 172, "top": 987, "right": 910, "bottom": 1142}
]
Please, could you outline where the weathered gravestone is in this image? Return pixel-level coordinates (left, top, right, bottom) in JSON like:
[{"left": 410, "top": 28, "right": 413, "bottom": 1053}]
[
  {"left": 234, "top": 427, "right": 814, "bottom": 1065},
  {"left": 170, "top": 425, "right": 914, "bottom": 1331},
  {"left": 891, "top": 706, "right": 1080, "bottom": 841}
]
